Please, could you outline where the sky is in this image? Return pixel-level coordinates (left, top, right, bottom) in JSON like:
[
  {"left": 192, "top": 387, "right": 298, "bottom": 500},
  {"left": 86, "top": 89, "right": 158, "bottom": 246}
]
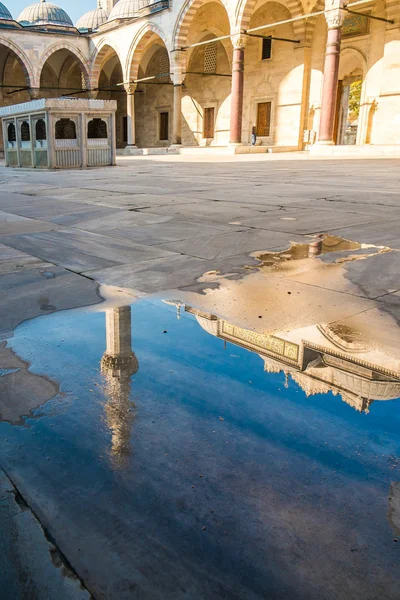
[{"left": 9, "top": 0, "right": 95, "bottom": 25}]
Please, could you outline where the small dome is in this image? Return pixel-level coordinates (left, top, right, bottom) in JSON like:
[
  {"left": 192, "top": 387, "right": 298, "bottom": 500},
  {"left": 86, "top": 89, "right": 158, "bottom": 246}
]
[
  {"left": 0, "top": 2, "right": 13, "bottom": 20},
  {"left": 108, "top": 0, "right": 149, "bottom": 21},
  {"left": 76, "top": 6, "right": 109, "bottom": 30},
  {"left": 18, "top": 0, "right": 73, "bottom": 26}
]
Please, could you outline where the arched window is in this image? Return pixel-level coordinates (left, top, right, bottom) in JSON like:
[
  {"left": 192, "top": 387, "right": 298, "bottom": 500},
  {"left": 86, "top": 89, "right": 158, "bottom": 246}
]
[
  {"left": 159, "top": 51, "right": 170, "bottom": 83},
  {"left": 87, "top": 118, "right": 107, "bottom": 139},
  {"left": 204, "top": 42, "right": 217, "bottom": 74},
  {"left": 21, "top": 121, "right": 30, "bottom": 142},
  {"left": 55, "top": 118, "right": 76, "bottom": 140},
  {"left": 7, "top": 123, "right": 16, "bottom": 142},
  {"left": 35, "top": 119, "right": 46, "bottom": 141}
]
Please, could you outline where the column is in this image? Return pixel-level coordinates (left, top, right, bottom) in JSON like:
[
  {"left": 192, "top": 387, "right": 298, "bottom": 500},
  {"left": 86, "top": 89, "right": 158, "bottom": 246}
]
[
  {"left": 317, "top": 0, "right": 345, "bottom": 144},
  {"left": 171, "top": 50, "right": 186, "bottom": 146},
  {"left": 124, "top": 83, "right": 136, "bottom": 147},
  {"left": 229, "top": 36, "right": 246, "bottom": 145}
]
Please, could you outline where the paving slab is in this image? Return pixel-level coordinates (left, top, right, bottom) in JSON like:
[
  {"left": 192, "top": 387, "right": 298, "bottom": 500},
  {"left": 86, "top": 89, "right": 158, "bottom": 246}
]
[
  {"left": 87, "top": 219, "right": 246, "bottom": 246},
  {"left": 0, "top": 228, "right": 179, "bottom": 273},
  {"left": 0, "top": 264, "right": 102, "bottom": 337},
  {"left": 139, "top": 200, "right": 284, "bottom": 222},
  {"left": 156, "top": 229, "right": 306, "bottom": 260},
  {"left": 65, "top": 209, "right": 173, "bottom": 231},
  {"left": 0, "top": 242, "right": 48, "bottom": 275},
  {"left": 85, "top": 254, "right": 209, "bottom": 293},
  {"left": 286, "top": 251, "right": 400, "bottom": 299},
  {"left": 237, "top": 207, "right": 381, "bottom": 234},
  {"left": 0, "top": 211, "right": 59, "bottom": 235},
  {"left": 323, "top": 221, "right": 400, "bottom": 249}
]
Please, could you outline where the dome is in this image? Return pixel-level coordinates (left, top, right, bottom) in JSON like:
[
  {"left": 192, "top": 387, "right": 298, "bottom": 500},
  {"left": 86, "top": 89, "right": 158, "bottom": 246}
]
[
  {"left": 76, "top": 6, "right": 109, "bottom": 30},
  {"left": 0, "top": 2, "right": 12, "bottom": 20},
  {"left": 18, "top": 0, "right": 73, "bottom": 26},
  {"left": 108, "top": 0, "right": 150, "bottom": 21}
]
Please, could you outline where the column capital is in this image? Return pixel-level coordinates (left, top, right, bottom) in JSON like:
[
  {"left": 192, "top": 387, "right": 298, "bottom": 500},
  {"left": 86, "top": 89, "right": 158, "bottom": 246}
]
[
  {"left": 171, "top": 49, "right": 186, "bottom": 85},
  {"left": 324, "top": 0, "right": 345, "bottom": 29},
  {"left": 28, "top": 88, "right": 40, "bottom": 100},
  {"left": 231, "top": 33, "right": 247, "bottom": 50},
  {"left": 124, "top": 83, "right": 137, "bottom": 95}
]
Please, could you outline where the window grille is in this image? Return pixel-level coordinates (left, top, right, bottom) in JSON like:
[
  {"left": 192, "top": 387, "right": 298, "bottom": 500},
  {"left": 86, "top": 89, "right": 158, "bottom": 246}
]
[
  {"left": 21, "top": 121, "right": 30, "bottom": 141},
  {"left": 55, "top": 118, "right": 77, "bottom": 140},
  {"left": 88, "top": 118, "right": 108, "bottom": 139},
  {"left": 159, "top": 51, "right": 170, "bottom": 83},
  {"left": 204, "top": 42, "right": 217, "bottom": 73},
  {"left": 7, "top": 123, "right": 16, "bottom": 142},
  {"left": 261, "top": 37, "right": 272, "bottom": 60},
  {"left": 35, "top": 119, "right": 46, "bottom": 141}
]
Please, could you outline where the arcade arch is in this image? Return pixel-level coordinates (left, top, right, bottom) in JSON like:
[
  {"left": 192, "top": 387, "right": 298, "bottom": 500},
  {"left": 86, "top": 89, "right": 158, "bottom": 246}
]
[
  {"left": 39, "top": 48, "right": 90, "bottom": 98},
  {"left": 95, "top": 45, "right": 125, "bottom": 148},
  {"left": 132, "top": 33, "right": 173, "bottom": 147}
]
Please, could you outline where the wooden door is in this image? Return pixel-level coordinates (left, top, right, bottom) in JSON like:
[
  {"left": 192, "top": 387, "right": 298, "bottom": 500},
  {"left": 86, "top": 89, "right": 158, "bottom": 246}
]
[
  {"left": 203, "top": 107, "right": 215, "bottom": 138},
  {"left": 159, "top": 112, "right": 169, "bottom": 141},
  {"left": 256, "top": 102, "right": 271, "bottom": 137}
]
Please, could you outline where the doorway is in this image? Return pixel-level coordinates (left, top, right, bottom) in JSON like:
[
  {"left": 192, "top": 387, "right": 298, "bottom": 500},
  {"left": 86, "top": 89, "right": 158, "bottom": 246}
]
[{"left": 336, "top": 78, "right": 362, "bottom": 145}]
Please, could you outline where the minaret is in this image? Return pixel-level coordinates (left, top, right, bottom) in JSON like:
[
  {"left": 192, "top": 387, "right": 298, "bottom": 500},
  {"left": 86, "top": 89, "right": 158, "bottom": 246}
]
[
  {"left": 102, "top": 0, "right": 118, "bottom": 14},
  {"left": 101, "top": 306, "right": 138, "bottom": 469}
]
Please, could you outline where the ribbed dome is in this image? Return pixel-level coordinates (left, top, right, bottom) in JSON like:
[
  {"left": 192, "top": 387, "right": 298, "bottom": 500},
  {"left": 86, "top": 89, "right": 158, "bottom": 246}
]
[
  {"left": 108, "top": 0, "right": 150, "bottom": 21},
  {"left": 0, "top": 2, "right": 12, "bottom": 20},
  {"left": 76, "top": 6, "right": 109, "bottom": 30},
  {"left": 18, "top": 0, "right": 72, "bottom": 26}
]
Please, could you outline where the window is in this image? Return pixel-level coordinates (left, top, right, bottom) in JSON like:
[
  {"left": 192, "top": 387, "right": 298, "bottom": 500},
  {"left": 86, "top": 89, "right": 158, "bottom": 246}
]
[
  {"left": 159, "top": 112, "right": 169, "bottom": 141},
  {"left": 88, "top": 118, "right": 107, "bottom": 139},
  {"left": 21, "top": 121, "right": 30, "bottom": 142},
  {"left": 204, "top": 42, "right": 217, "bottom": 74},
  {"left": 35, "top": 119, "right": 46, "bottom": 141},
  {"left": 55, "top": 118, "right": 76, "bottom": 140},
  {"left": 203, "top": 107, "right": 215, "bottom": 138},
  {"left": 7, "top": 123, "right": 16, "bottom": 142},
  {"left": 256, "top": 102, "right": 271, "bottom": 137},
  {"left": 261, "top": 37, "right": 272, "bottom": 60},
  {"left": 159, "top": 51, "right": 170, "bottom": 83}
]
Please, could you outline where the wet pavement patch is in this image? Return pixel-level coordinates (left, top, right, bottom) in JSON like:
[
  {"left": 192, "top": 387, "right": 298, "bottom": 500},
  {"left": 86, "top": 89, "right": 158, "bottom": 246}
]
[{"left": 0, "top": 296, "right": 399, "bottom": 599}]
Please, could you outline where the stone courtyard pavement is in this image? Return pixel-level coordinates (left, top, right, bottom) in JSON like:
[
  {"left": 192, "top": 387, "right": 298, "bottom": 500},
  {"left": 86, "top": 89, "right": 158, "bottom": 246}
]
[
  {"left": 1, "top": 154, "right": 400, "bottom": 334},
  {"left": 1, "top": 154, "right": 400, "bottom": 599}
]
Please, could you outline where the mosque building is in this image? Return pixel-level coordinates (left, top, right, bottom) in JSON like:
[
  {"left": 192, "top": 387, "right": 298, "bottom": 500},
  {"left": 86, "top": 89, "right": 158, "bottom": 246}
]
[{"left": 0, "top": 0, "right": 399, "bottom": 154}]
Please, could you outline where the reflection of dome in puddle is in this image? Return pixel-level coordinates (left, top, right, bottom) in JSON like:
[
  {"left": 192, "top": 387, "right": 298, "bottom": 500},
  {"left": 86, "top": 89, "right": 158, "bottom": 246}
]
[
  {"left": 318, "top": 323, "right": 367, "bottom": 352},
  {"left": 195, "top": 315, "right": 218, "bottom": 336}
]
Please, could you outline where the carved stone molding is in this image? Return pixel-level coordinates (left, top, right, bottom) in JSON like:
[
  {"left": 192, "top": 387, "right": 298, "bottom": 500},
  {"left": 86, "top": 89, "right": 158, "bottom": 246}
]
[
  {"left": 324, "top": 0, "right": 345, "bottom": 29},
  {"left": 124, "top": 83, "right": 137, "bottom": 95}
]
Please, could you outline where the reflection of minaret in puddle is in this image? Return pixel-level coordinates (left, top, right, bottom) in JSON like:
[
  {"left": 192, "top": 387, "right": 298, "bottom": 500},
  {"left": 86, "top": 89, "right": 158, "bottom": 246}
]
[{"left": 101, "top": 306, "right": 138, "bottom": 469}]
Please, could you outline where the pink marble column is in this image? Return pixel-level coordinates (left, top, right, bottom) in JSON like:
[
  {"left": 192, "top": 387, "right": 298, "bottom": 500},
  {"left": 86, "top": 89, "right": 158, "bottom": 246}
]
[
  {"left": 317, "top": 0, "right": 345, "bottom": 144},
  {"left": 229, "top": 40, "right": 245, "bottom": 145}
]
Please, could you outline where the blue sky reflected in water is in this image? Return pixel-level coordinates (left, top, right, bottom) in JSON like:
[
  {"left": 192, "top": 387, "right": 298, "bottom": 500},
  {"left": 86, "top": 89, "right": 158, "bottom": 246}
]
[{"left": 1, "top": 298, "right": 399, "bottom": 599}]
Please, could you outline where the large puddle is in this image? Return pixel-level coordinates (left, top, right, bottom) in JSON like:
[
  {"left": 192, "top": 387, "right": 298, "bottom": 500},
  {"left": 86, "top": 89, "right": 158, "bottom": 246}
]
[{"left": 0, "top": 274, "right": 399, "bottom": 598}]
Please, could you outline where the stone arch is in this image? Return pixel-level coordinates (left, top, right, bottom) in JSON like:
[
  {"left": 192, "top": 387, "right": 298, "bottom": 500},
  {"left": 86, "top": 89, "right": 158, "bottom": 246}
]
[
  {"left": 187, "top": 27, "right": 233, "bottom": 70},
  {"left": 0, "top": 37, "right": 34, "bottom": 88},
  {"left": 236, "top": 0, "right": 306, "bottom": 40},
  {"left": 90, "top": 39, "right": 123, "bottom": 89},
  {"left": 173, "top": 0, "right": 233, "bottom": 49},
  {"left": 37, "top": 43, "right": 90, "bottom": 90},
  {"left": 126, "top": 23, "right": 170, "bottom": 83}
]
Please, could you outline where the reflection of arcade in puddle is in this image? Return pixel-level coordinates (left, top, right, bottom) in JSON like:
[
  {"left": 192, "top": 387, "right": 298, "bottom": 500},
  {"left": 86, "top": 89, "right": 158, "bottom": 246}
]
[
  {"left": 182, "top": 304, "right": 400, "bottom": 413},
  {"left": 100, "top": 306, "right": 138, "bottom": 468}
]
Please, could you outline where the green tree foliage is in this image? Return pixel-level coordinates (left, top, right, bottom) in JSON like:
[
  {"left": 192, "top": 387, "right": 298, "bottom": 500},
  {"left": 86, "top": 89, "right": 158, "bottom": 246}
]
[{"left": 348, "top": 80, "right": 362, "bottom": 122}]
